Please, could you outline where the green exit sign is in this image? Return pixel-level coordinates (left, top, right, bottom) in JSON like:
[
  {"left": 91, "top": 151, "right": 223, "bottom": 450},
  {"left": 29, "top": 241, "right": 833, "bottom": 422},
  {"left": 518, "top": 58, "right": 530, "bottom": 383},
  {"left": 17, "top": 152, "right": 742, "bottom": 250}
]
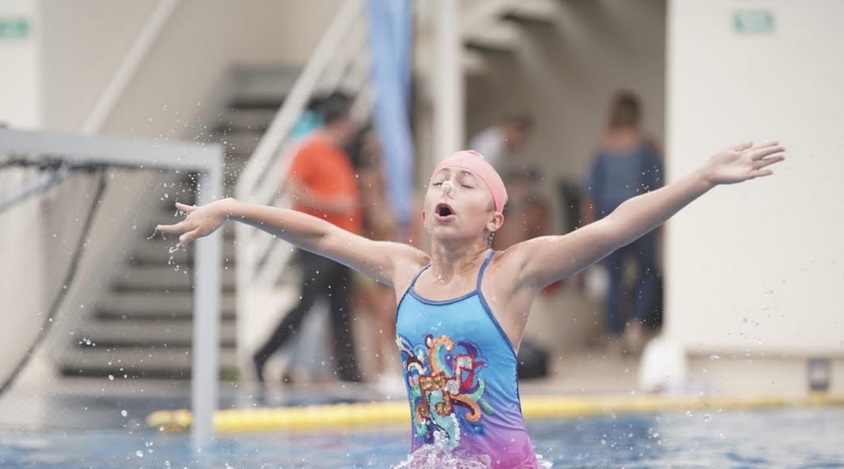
[
  {"left": 0, "top": 18, "right": 30, "bottom": 40},
  {"left": 734, "top": 10, "right": 775, "bottom": 34}
]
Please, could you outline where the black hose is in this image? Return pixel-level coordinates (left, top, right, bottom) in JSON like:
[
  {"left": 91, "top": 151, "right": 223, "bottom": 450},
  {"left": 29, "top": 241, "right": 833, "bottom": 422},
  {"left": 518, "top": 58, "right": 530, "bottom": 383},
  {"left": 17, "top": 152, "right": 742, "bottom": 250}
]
[{"left": 0, "top": 168, "right": 108, "bottom": 395}]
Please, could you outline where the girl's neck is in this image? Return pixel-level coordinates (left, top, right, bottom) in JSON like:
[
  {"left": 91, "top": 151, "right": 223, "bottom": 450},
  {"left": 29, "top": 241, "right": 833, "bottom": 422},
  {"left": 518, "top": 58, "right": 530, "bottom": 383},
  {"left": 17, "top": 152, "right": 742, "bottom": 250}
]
[{"left": 428, "top": 242, "right": 490, "bottom": 283}]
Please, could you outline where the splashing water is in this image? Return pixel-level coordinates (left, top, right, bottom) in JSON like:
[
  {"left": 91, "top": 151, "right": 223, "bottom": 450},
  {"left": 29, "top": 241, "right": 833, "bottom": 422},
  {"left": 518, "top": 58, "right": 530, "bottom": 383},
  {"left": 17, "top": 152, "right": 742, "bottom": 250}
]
[
  {"left": 167, "top": 245, "right": 180, "bottom": 271},
  {"left": 391, "top": 445, "right": 491, "bottom": 469},
  {"left": 390, "top": 436, "right": 552, "bottom": 468}
]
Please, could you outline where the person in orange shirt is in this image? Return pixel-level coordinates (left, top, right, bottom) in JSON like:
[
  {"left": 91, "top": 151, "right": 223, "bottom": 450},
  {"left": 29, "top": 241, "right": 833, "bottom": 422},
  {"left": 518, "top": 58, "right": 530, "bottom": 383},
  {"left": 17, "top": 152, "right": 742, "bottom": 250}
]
[{"left": 252, "top": 92, "right": 363, "bottom": 383}]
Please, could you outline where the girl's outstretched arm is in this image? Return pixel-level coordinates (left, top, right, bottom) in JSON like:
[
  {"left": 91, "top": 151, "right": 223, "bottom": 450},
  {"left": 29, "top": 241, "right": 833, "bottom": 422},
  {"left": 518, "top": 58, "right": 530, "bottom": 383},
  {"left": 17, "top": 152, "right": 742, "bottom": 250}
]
[
  {"left": 155, "top": 198, "right": 428, "bottom": 287},
  {"left": 509, "top": 141, "right": 785, "bottom": 289}
]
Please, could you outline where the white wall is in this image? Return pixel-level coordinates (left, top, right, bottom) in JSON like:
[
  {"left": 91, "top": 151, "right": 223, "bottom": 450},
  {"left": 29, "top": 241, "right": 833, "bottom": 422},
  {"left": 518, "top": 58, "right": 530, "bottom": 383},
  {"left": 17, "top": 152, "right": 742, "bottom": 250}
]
[
  {"left": 94, "top": 0, "right": 341, "bottom": 138},
  {"left": 0, "top": 0, "right": 42, "bottom": 128},
  {"left": 39, "top": 0, "right": 341, "bottom": 135},
  {"left": 41, "top": 0, "right": 158, "bottom": 132},
  {"left": 666, "top": 0, "right": 844, "bottom": 358}
]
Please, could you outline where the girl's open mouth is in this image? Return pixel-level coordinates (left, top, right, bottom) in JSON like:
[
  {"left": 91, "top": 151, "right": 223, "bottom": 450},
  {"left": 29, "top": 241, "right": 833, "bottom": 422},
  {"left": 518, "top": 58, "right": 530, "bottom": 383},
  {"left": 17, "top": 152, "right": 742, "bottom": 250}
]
[{"left": 434, "top": 202, "right": 455, "bottom": 221}]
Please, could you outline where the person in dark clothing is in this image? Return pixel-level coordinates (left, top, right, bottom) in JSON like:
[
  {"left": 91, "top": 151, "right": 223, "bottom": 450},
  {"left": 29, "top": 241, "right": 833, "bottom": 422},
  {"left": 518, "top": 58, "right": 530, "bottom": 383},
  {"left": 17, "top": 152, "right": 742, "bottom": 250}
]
[
  {"left": 252, "top": 92, "right": 363, "bottom": 383},
  {"left": 581, "top": 91, "right": 665, "bottom": 354}
]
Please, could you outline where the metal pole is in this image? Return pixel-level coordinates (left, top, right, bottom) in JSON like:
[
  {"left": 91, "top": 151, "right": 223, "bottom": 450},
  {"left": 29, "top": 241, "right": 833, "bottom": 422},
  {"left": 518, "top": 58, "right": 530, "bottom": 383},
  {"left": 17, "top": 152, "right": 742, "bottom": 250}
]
[
  {"left": 433, "top": 0, "right": 464, "bottom": 164},
  {"left": 191, "top": 150, "right": 223, "bottom": 448}
]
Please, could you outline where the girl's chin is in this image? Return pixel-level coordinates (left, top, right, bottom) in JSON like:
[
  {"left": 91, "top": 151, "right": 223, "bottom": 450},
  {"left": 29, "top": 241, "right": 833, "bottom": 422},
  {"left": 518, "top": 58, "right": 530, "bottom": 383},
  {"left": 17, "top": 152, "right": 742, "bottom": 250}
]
[{"left": 429, "top": 229, "right": 479, "bottom": 243}]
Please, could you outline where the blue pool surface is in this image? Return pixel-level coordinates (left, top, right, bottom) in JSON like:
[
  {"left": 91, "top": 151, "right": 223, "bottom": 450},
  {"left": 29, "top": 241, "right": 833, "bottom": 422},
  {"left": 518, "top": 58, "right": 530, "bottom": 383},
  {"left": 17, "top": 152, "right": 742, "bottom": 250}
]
[{"left": 2, "top": 407, "right": 843, "bottom": 468}]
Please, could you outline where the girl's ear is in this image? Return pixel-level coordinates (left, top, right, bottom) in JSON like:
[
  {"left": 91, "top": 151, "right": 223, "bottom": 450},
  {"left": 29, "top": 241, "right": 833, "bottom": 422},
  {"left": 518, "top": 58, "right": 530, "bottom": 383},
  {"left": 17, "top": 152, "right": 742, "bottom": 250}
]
[{"left": 486, "top": 211, "right": 504, "bottom": 234}]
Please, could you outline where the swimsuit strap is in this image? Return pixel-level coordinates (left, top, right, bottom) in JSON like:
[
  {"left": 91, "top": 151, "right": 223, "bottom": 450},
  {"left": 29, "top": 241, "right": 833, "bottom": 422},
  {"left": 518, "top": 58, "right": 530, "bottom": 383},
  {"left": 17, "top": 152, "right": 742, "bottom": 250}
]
[
  {"left": 475, "top": 250, "right": 495, "bottom": 291},
  {"left": 408, "top": 262, "right": 432, "bottom": 290}
]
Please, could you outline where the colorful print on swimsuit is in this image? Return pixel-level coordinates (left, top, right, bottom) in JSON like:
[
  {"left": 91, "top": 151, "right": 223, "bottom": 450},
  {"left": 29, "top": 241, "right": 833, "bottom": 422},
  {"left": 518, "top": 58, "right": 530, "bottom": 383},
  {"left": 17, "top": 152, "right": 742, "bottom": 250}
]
[{"left": 396, "top": 334, "right": 495, "bottom": 450}]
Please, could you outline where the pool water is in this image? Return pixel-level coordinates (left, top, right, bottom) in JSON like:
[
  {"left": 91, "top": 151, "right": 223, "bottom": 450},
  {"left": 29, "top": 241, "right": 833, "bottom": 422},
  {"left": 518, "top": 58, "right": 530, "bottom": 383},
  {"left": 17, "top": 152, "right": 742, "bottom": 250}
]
[{"left": 2, "top": 407, "right": 843, "bottom": 468}]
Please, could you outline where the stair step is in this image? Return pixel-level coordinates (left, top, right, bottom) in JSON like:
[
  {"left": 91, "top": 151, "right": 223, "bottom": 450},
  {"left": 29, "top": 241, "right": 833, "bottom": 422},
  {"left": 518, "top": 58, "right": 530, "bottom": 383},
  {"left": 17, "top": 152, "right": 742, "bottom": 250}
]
[
  {"left": 464, "top": 22, "right": 522, "bottom": 53},
  {"left": 59, "top": 347, "right": 238, "bottom": 380},
  {"left": 129, "top": 238, "right": 236, "bottom": 266},
  {"left": 230, "top": 65, "right": 299, "bottom": 101},
  {"left": 95, "top": 309, "right": 236, "bottom": 322},
  {"left": 112, "top": 265, "right": 236, "bottom": 292},
  {"left": 501, "top": 0, "right": 559, "bottom": 23},
  {"left": 97, "top": 292, "right": 237, "bottom": 316},
  {"left": 216, "top": 131, "right": 264, "bottom": 156},
  {"left": 229, "top": 97, "right": 284, "bottom": 111},
  {"left": 462, "top": 50, "right": 488, "bottom": 74},
  {"left": 215, "top": 109, "right": 275, "bottom": 134},
  {"left": 74, "top": 321, "right": 236, "bottom": 348}
]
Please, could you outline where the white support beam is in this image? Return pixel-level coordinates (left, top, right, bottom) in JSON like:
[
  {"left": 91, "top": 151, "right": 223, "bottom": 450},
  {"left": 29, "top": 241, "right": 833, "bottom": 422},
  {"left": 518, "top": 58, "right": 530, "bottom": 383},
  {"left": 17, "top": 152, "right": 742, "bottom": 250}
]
[
  {"left": 0, "top": 128, "right": 216, "bottom": 171},
  {"left": 191, "top": 156, "right": 223, "bottom": 449},
  {"left": 433, "top": 0, "right": 464, "bottom": 162}
]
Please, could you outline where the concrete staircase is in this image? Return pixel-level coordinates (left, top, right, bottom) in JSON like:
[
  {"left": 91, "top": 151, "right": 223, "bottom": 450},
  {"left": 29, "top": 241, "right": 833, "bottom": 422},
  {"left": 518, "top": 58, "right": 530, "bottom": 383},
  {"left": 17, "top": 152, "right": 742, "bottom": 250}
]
[{"left": 58, "top": 67, "right": 298, "bottom": 380}]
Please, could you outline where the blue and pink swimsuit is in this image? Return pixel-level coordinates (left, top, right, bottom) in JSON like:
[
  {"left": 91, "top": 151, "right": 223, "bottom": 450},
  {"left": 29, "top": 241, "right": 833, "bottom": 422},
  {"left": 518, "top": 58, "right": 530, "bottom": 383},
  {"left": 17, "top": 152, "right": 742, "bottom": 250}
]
[{"left": 395, "top": 251, "right": 542, "bottom": 468}]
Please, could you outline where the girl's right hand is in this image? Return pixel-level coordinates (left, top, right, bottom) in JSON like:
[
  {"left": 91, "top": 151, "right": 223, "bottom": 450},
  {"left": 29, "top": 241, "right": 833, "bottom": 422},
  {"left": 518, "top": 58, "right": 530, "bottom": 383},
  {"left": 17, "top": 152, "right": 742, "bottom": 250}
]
[{"left": 156, "top": 199, "right": 232, "bottom": 249}]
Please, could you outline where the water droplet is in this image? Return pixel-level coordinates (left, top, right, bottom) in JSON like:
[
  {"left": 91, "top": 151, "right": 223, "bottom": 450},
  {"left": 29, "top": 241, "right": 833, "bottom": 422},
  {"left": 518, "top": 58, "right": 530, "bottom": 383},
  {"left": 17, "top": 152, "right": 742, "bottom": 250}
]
[
  {"left": 135, "top": 450, "right": 144, "bottom": 458},
  {"left": 121, "top": 410, "right": 128, "bottom": 417},
  {"left": 108, "top": 375, "right": 114, "bottom": 381}
]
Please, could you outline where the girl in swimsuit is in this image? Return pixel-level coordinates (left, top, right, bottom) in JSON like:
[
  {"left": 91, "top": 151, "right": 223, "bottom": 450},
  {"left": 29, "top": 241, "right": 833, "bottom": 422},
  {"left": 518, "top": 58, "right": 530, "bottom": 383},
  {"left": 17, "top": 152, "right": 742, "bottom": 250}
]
[{"left": 157, "top": 142, "right": 784, "bottom": 468}]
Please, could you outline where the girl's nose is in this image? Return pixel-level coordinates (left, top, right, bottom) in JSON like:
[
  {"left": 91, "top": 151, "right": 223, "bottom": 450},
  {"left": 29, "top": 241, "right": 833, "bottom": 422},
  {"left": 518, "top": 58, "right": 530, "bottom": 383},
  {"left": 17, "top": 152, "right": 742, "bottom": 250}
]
[{"left": 441, "top": 180, "right": 454, "bottom": 197}]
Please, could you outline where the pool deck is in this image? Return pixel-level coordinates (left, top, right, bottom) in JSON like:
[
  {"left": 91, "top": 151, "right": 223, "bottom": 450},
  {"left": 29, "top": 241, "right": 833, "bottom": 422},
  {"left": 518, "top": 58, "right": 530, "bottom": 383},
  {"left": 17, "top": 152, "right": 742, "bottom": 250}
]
[
  {"left": 0, "top": 347, "right": 635, "bottom": 431},
  {"left": 4, "top": 346, "right": 843, "bottom": 433},
  {"left": 524, "top": 347, "right": 641, "bottom": 395}
]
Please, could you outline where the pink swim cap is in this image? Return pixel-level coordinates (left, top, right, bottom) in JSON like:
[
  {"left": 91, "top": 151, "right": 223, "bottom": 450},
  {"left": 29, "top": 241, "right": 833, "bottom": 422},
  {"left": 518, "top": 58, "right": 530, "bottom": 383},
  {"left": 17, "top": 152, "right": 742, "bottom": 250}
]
[{"left": 432, "top": 150, "right": 508, "bottom": 212}]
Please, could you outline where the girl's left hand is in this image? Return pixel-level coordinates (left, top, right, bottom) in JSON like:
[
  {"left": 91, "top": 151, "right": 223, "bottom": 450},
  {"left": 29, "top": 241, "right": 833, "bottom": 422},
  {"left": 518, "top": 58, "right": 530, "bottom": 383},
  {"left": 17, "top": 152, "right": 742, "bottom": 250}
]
[{"left": 704, "top": 141, "right": 786, "bottom": 185}]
